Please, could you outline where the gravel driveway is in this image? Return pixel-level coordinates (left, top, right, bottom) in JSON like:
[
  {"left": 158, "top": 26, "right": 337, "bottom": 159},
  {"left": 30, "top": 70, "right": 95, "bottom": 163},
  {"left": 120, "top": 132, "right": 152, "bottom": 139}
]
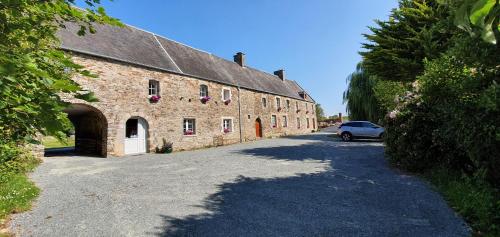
[{"left": 10, "top": 130, "right": 470, "bottom": 237}]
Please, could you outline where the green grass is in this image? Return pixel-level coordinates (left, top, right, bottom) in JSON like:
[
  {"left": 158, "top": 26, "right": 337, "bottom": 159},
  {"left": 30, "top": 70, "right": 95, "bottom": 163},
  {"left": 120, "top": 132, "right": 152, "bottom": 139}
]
[
  {"left": 0, "top": 174, "right": 40, "bottom": 221},
  {"left": 42, "top": 136, "right": 74, "bottom": 149},
  {"left": 425, "top": 168, "right": 500, "bottom": 236}
]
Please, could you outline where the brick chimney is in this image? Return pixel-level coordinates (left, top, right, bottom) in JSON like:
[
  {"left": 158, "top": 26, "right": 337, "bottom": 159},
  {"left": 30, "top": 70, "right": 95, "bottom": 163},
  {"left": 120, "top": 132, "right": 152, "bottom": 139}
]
[
  {"left": 274, "top": 69, "right": 285, "bottom": 80},
  {"left": 233, "top": 52, "right": 245, "bottom": 67}
]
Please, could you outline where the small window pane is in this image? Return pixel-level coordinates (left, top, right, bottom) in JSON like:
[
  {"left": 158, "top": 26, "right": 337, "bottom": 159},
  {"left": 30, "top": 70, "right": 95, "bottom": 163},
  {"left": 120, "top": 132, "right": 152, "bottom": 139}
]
[
  {"left": 126, "top": 119, "right": 138, "bottom": 138},
  {"left": 262, "top": 98, "right": 267, "bottom": 107},
  {"left": 223, "top": 119, "right": 232, "bottom": 132},
  {"left": 297, "top": 118, "right": 301, "bottom": 128},
  {"left": 149, "top": 80, "right": 159, "bottom": 96},
  {"left": 223, "top": 89, "right": 231, "bottom": 101},
  {"left": 286, "top": 100, "right": 290, "bottom": 109},
  {"left": 271, "top": 115, "right": 277, "bottom": 128},
  {"left": 183, "top": 119, "right": 196, "bottom": 135},
  {"left": 276, "top": 98, "right": 281, "bottom": 108},
  {"left": 200, "top": 85, "right": 209, "bottom": 97},
  {"left": 282, "top": 116, "right": 287, "bottom": 127}
]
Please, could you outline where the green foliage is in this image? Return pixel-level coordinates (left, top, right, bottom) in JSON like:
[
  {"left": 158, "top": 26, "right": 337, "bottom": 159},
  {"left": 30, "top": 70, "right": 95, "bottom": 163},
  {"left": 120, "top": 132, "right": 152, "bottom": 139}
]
[
  {"left": 454, "top": 0, "right": 500, "bottom": 44},
  {"left": 359, "top": 0, "right": 499, "bottom": 233},
  {"left": 426, "top": 168, "right": 500, "bottom": 236},
  {"left": 315, "top": 104, "right": 326, "bottom": 121},
  {"left": 42, "top": 136, "right": 75, "bottom": 149},
  {"left": 0, "top": 174, "right": 40, "bottom": 220},
  {"left": 372, "top": 80, "right": 406, "bottom": 112},
  {"left": 343, "top": 63, "right": 384, "bottom": 122},
  {"left": 361, "top": 0, "right": 455, "bottom": 82},
  {"left": 0, "top": 0, "right": 121, "bottom": 143},
  {"left": 0, "top": 0, "right": 120, "bottom": 231}
]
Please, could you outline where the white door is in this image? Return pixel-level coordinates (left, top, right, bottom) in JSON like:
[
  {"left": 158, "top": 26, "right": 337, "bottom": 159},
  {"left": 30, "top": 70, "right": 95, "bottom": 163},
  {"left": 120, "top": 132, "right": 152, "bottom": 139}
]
[
  {"left": 124, "top": 118, "right": 147, "bottom": 155},
  {"left": 137, "top": 119, "right": 147, "bottom": 153}
]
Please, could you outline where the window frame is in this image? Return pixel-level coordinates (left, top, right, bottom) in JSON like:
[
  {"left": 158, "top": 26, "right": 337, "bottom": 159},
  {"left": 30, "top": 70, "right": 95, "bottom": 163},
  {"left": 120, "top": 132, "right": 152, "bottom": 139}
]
[
  {"left": 183, "top": 118, "right": 196, "bottom": 135},
  {"left": 282, "top": 116, "right": 288, "bottom": 127},
  {"left": 200, "top": 84, "right": 209, "bottom": 98},
  {"left": 286, "top": 100, "right": 290, "bottom": 109},
  {"left": 221, "top": 118, "right": 234, "bottom": 133},
  {"left": 297, "top": 117, "right": 301, "bottom": 129},
  {"left": 262, "top": 97, "right": 267, "bottom": 107},
  {"left": 276, "top": 97, "right": 281, "bottom": 109},
  {"left": 306, "top": 118, "right": 310, "bottom": 128},
  {"left": 271, "top": 115, "right": 277, "bottom": 128},
  {"left": 222, "top": 87, "right": 232, "bottom": 102},
  {"left": 148, "top": 80, "right": 160, "bottom": 96}
]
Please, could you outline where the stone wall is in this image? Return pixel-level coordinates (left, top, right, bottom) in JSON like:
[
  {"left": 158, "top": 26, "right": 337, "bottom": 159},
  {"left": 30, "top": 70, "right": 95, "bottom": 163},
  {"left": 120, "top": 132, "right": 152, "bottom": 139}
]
[{"left": 68, "top": 53, "right": 317, "bottom": 156}]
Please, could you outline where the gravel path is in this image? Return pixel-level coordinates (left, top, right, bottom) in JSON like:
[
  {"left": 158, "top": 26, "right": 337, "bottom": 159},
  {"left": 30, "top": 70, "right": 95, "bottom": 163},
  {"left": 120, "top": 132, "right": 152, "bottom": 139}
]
[{"left": 10, "top": 130, "right": 470, "bottom": 237}]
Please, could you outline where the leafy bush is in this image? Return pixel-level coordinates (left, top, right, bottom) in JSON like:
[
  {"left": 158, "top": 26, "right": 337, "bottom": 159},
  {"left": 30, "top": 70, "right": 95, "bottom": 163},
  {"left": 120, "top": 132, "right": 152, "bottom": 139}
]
[
  {"left": 426, "top": 168, "right": 500, "bottom": 236},
  {"left": 0, "top": 140, "right": 40, "bottom": 183},
  {"left": 155, "top": 139, "right": 173, "bottom": 154}
]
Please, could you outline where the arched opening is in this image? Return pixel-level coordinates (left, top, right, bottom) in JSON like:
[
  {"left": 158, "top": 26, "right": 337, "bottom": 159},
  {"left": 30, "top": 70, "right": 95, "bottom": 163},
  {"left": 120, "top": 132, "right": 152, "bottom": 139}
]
[
  {"left": 52, "top": 104, "right": 108, "bottom": 157},
  {"left": 124, "top": 117, "right": 149, "bottom": 155},
  {"left": 255, "top": 118, "right": 263, "bottom": 138}
]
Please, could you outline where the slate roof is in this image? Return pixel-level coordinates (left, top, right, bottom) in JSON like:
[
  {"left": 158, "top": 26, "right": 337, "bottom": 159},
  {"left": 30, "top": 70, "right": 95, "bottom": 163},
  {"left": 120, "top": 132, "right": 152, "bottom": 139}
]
[{"left": 57, "top": 22, "right": 314, "bottom": 102}]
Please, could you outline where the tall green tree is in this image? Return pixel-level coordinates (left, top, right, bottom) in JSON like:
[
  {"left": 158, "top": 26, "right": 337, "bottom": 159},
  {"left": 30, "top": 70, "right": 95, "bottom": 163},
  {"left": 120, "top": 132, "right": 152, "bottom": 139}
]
[
  {"left": 343, "top": 63, "right": 383, "bottom": 122},
  {"left": 361, "top": 0, "right": 454, "bottom": 82},
  {"left": 0, "top": 0, "right": 121, "bottom": 143},
  {"left": 315, "top": 104, "right": 326, "bottom": 121}
]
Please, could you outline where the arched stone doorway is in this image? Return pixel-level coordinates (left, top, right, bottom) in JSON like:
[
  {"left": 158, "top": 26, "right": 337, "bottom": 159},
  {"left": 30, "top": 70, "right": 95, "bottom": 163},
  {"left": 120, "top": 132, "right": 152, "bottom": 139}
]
[
  {"left": 124, "top": 117, "right": 148, "bottom": 155},
  {"left": 255, "top": 118, "right": 263, "bottom": 138},
  {"left": 64, "top": 104, "right": 107, "bottom": 157}
]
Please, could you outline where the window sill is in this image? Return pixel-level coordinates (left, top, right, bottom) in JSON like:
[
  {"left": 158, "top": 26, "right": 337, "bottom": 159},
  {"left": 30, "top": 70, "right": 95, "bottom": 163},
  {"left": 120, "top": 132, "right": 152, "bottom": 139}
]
[{"left": 183, "top": 134, "right": 197, "bottom": 137}]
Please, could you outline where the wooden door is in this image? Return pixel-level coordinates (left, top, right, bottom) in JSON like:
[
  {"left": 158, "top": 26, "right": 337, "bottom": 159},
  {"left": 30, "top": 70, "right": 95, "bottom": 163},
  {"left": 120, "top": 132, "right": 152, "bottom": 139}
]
[{"left": 255, "top": 119, "right": 262, "bottom": 138}]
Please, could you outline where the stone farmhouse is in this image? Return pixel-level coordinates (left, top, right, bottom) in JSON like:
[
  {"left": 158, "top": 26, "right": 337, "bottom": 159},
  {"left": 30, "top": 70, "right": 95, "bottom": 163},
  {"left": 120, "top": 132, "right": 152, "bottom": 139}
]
[{"left": 57, "top": 22, "right": 317, "bottom": 157}]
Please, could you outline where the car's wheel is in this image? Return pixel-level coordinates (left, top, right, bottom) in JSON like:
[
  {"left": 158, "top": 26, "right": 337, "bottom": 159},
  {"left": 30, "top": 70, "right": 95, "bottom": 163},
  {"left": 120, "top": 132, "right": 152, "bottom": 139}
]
[{"left": 341, "top": 132, "right": 352, "bottom": 142}]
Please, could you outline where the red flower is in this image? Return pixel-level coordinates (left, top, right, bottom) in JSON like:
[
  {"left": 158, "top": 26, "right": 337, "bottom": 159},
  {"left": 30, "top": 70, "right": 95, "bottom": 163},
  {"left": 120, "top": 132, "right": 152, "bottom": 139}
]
[{"left": 149, "top": 95, "right": 161, "bottom": 103}]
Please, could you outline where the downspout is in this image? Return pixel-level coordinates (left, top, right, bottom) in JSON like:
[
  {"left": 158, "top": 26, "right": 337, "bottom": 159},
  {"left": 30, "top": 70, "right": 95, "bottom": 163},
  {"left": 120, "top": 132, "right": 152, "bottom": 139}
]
[{"left": 237, "top": 87, "right": 243, "bottom": 143}]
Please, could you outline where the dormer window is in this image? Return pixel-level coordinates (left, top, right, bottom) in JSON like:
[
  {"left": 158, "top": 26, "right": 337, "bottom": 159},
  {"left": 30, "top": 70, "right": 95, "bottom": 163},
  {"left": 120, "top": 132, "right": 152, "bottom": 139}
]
[
  {"left": 148, "top": 80, "right": 160, "bottom": 96},
  {"left": 299, "top": 91, "right": 307, "bottom": 99}
]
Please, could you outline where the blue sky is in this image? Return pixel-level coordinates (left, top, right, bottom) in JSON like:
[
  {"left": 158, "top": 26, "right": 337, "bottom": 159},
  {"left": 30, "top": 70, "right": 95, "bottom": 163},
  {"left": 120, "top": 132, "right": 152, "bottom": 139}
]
[{"left": 80, "top": 0, "right": 398, "bottom": 116}]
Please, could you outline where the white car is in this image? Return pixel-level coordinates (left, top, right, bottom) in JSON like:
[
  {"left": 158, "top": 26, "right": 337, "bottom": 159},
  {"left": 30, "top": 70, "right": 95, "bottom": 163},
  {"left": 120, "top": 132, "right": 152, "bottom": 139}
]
[{"left": 337, "top": 121, "right": 384, "bottom": 141}]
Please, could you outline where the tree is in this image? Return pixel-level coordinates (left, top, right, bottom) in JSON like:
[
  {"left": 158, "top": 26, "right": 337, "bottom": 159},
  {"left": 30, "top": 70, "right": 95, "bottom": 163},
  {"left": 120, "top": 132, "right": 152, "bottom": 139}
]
[
  {"left": 361, "top": 0, "right": 454, "bottom": 82},
  {"left": 315, "top": 104, "right": 326, "bottom": 121},
  {"left": 343, "top": 63, "right": 383, "bottom": 122},
  {"left": 0, "top": 0, "right": 121, "bottom": 143}
]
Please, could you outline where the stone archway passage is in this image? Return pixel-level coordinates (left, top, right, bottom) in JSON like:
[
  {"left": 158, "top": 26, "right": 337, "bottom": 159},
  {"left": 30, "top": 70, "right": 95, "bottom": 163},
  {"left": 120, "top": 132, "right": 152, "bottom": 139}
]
[{"left": 64, "top": 104, "right": 107, "bottom": 157}]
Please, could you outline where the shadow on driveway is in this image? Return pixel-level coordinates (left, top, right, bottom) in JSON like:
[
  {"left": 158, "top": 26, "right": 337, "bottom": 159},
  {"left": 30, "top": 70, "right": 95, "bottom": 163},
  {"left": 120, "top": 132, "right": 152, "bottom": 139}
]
[{"left": 153, "top": 136, "right": 469, "bottom": 237}]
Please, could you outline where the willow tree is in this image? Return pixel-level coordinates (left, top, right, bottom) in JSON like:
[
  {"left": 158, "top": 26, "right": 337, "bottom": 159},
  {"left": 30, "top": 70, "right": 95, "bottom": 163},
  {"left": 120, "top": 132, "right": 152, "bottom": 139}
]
[{"left": 343, "top": 63, "right": 383, "bottom": 122}]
